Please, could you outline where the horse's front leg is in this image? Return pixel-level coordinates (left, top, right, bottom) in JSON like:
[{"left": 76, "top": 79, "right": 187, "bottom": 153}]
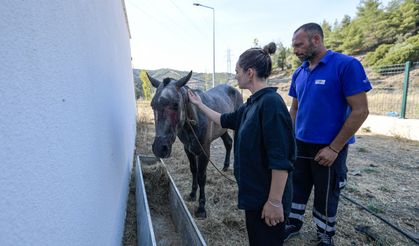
[
  {"left": 195, "top": 149, "right": 209, "bottom": 219},
  {"left": 184, "top": 148, "right": 198, "bottom": 201}
]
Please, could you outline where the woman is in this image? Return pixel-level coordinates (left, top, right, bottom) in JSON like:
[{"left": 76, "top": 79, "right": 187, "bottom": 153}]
[{"left": 188, "top": 42, "right": 295, "bottom": 245}]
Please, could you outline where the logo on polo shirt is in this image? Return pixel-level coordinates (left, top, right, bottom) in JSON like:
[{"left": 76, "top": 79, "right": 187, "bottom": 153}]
[{"left": 315, "top": 79, "right": 326, "bottom": 85}]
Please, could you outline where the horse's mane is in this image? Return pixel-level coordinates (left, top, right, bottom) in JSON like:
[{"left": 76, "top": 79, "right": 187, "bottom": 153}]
[{"left": 163, "top": 78, "right": 171, "bottom": 86}]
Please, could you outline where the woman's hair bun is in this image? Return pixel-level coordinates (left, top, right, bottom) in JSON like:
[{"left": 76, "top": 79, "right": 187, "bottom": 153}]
[{"left": 263, "top": 42, "right": 276, "bottom": 55}]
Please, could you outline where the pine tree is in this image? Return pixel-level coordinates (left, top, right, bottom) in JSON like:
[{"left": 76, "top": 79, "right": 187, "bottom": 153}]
[
  {"left": 275, "top": 42, "right": 288, "bottom": 70},
  {"left": 355, "top": 0, "right": 387, "bottom": 51},
  {"left": 398, "top": 0, "right": 418, "bottom": 36}
]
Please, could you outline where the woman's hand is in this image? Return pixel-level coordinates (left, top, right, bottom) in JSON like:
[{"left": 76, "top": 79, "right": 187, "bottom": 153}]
[
  {"left": 188, "top": 89, "right": 203, "bottom": 106},
  {"left": 261, "top": 200, "right": 284, "bottom": 227}
]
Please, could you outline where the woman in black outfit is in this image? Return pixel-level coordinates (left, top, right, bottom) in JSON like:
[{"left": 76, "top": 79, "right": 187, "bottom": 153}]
[{"left": 188, "top": 42, "right": 295, "bottom": 246}]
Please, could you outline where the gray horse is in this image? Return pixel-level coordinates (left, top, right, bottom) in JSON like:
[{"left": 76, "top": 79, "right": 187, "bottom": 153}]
[{"left": 147, "top": 71, "right": 243, "bottom": 218}]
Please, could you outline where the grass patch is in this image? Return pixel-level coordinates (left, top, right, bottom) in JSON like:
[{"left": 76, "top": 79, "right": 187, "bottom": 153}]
[
  {"left": 362, "top": 167, "right": 380, "bottom": 174},
  {"left": 378, "top": 186, "right": 391, "bottom": 193},
  {"left": 357, "top": 147, "right": 369, "bottom": 153},
  {"left": 367, "top": 199, "right": 386, "bottom": 214},
  {"left": 345, "top": 184, "right": 360, "bottom": 195}
]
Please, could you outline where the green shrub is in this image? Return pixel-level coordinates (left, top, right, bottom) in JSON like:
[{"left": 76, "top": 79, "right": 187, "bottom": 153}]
[
  {"left": 364, "top": 44, "right": 392, "bottom": 66},
  {"left": 378, "top": 35, "right": 419, "bottom": 66},
  {"left": 287, "top": 54, "right": 302, "bottom": 70}
]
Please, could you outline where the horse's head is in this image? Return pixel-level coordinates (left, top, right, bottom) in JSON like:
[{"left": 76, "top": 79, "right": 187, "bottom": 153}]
[{"left": 147, "top": 71, "right": 193, "bottom": 158}]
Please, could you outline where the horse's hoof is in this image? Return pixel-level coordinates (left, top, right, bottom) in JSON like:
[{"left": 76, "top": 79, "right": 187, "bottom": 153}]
[
  {"left": 195, "top": 209, "right": 207, "bottom": 219},
  {"left": 222, "top": 166, "right": 229, "bottom": 172},
  {"left": 188, "top": 194, "right": 196, "bottom": 201}
]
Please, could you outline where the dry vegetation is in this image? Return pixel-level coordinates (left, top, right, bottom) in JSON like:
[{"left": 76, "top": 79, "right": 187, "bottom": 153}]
[{"left": 129, "top": 99, "right": 418, "bottom": 246}]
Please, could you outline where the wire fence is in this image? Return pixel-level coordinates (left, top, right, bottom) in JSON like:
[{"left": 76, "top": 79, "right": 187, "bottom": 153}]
[
  {"left": 269, "top": 61, "right": 419, "bottom": 119},
  {"left": 367, "top": 61, "right": 418, "bottom": 119}
]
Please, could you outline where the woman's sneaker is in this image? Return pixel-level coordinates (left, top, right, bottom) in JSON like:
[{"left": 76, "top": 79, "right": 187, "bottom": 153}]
[{"left": 284, "top": 224, "right": 301, "bottom": 241}]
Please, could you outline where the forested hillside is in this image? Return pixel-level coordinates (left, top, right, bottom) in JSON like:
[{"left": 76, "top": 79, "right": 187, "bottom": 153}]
[
  {"left": 133, "top": 68, "right": 236, "bottom": 99},
  {"left": 273, "top": 0, "right": 418, "bottom": 70}
]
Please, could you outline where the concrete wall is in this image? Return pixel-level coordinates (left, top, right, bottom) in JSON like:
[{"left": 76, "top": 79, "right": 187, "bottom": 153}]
[
  {"left": 362, "top": 115, "right": 419, "bottom": 141},
  {"left": 0, "top": 0, "right": 136, "bottom": 245}
]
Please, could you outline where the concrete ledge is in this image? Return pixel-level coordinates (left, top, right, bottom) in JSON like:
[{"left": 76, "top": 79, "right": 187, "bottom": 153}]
[{"left": 361, "top": 115, "right": 419, "bottom": 141}]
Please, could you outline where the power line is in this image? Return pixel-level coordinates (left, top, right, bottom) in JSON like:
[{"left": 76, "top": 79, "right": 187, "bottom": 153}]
[
  {"left": 166, "top": 0, "right": 209, "bottom": 40},
  {"left": 126, "top": 0, "right": 192, "bottom": 44}
]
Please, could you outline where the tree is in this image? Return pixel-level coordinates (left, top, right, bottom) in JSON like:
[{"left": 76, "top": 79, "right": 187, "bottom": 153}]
[
  {"left": 322, "top": 20, "right": 334, "bottom": 49},
  {"left": 398, "top": 0, "right": 418, "bottom": 36},
  {"left": 275, "top": 42, "right": 288, "bottom": 70},
  {"left": 325, "top": 16, "right": 350, "bottom": 52},
  {"left": 355, "top": 0, "right": 387, "bottom": 51},
  {"left": 140, "top": 70, "right": 152, "bottom": 100},
  {"left": 364, "top": 43, "right": 392, "bottom": 66},
  {"left": 286, "top": 52, "right": 302, "bottom": 70},
  {"left": 340, "top": 23, "right": 364, "bottom": 54},
  {"left": 379, "top": 35, "right": 419, "bottom": 65}
]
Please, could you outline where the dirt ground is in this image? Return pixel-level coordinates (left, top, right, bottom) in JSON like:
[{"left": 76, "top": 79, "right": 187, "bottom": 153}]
[{"left": 133, "top": 101, "right": 418, "bottom": 246}]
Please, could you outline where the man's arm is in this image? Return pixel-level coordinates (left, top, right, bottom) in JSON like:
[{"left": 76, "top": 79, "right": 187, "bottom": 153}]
[
  {"left": 289, "top": 98, "right": 298, "bottom": 129},
  {"left": 330, "top": 91, "right": 369, "bottom": 151},
  {"left": 315, "top": 91, "right": 369, "bottom": 166}
]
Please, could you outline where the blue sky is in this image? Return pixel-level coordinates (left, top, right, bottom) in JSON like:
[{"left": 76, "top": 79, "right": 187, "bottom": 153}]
[{"left": 126, "top": 0, "right": 391, "bottom": 73}]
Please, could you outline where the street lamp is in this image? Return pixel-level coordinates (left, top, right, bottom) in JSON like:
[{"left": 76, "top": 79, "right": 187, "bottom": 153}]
[{"left": 193, "top": 3, "right": 215, "bottom": 88}]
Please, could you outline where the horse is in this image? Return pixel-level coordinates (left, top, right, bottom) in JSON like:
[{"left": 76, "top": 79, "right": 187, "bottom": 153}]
[{"left": 147, "top": 71, "right": 243, "bottom": 218}]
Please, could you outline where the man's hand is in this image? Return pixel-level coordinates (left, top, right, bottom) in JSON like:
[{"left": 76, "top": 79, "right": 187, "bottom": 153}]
[{"left": 314, "top": 146, "right": 338, "bottom": 166}]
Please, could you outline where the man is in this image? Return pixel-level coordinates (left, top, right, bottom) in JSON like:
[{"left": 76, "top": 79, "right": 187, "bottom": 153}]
[{"left": 285, "top": 23, "right": 372, "bottom": 246}]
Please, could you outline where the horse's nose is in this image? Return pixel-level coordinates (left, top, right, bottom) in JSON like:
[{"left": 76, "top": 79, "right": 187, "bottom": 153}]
[{"left": 152, "top": 139, "right": 172, "bottom": 158}]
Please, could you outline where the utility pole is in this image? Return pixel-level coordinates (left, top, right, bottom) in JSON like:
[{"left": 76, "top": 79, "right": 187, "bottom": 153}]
[
  {"left": 226, "top": 48, "right": 231, "bottom": 82},
  {"left": 193, "top": 3, "right": 215, "bottom": 88}
]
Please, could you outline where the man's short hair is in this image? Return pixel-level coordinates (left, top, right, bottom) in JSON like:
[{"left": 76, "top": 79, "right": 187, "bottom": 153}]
[{"left": 294, "top": 23, "right": 324, "bottom": 41}]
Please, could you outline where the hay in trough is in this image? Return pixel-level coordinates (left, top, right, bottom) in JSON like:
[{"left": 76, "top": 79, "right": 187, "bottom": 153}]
[
  {"left": 142, "top": 163, "right": 182, "bottom": 246},
  {"left": 122, "top": 164, "right": 137, "bottom": 246}
]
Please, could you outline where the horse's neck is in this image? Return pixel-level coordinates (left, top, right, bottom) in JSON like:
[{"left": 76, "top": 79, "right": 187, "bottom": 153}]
[{"left": 179, "top": 87, "right": 201, "bottom": 137}]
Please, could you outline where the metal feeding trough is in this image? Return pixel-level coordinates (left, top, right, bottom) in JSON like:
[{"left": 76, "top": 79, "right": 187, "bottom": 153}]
[{"left": 135, "top": 155, "right": 207, "bottom": 246}]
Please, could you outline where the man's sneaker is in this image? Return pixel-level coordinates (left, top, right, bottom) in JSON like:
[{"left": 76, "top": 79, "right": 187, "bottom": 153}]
[
  {"left": 316, "top": 232, "right": 334, "bottom": 246},
  {"left": 284, "top": 224, "right": 301, "bottom": 241}
]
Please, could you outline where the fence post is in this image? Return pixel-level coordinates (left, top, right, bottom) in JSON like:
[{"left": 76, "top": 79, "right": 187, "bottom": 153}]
[{"left": 400, "top": 61, "right": 411, "bottom": 119}]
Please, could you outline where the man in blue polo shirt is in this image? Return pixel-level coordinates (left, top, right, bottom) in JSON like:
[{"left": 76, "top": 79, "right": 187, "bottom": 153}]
[{"left": 284, "top": 23, "right": 372, "bottom": 246}]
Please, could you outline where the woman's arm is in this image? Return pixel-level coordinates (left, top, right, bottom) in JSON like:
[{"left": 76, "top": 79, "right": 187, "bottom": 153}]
[
  {"left": 261, "top": 170, "right": 288, "bottom": 226},
  {"left": 188, "top": 89, "right": 221, "bottom": 126}
]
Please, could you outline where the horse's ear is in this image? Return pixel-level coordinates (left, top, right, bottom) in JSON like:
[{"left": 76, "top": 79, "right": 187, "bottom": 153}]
[
  {"left": 146, "top": 72, "right": 161, "bottom": 88},
  {"left": 176, "top": 71, "right": 193, "bottom": 88}
]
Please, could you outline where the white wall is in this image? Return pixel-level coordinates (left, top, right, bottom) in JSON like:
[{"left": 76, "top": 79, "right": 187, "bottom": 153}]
[
  {"left": 0, "top": 1, "right": 136, "bottom": 245},
  {"left": 362, "top": 115, "right": 419, "bottom": 141}
]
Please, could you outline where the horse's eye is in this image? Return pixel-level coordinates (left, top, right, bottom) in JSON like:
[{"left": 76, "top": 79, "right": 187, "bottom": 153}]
[{"left": 173, "top": 103, "right": 179, "bottom": 110}]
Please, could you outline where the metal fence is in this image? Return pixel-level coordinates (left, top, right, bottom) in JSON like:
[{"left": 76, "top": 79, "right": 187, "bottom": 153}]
[
  {"left": 193, "top": 61, "right": 419, "bottom": 119},
  {"left": 367, "top": 61, "right": 418, "bottom": 119},
  {"left": 268, "top": 61, "right": 419, "bottom": 119}
]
